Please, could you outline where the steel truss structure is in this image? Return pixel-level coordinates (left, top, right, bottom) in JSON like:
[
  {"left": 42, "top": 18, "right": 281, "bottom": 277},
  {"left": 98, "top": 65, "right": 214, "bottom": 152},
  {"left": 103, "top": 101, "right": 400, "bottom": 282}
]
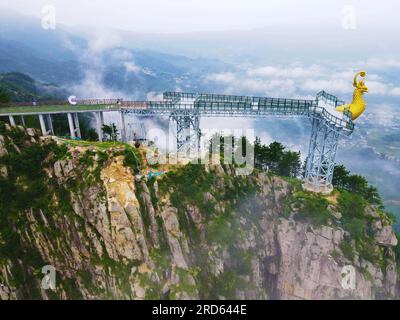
[
  {"left": 1, "top": 90, "right": 354, "bottom": 193},
  {"left": 124, "top": 90, "right": 353, "bottom": 193},
  {"left": 169, "top": 113, "right": 201, "bottom": 154},
  {"left": 303, "top": 117, "right": 340, "bottom": 193}
]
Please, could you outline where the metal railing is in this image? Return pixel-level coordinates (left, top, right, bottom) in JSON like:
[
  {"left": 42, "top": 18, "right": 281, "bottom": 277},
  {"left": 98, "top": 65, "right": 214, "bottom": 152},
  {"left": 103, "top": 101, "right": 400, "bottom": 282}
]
[
  {"left": 0, "top": 100, "right": 68, "bottom": 107},
  {"left": 316, "top": 90, "right": 345, "bottom": 107},
  {"left": 76, "top": 98, "right": 123, "bottom": 105},
  {"left": 120, "top": 101, "right": 148, "bottom": 108},
  {"left": 1, "top": 91, "right": 354, "bottom": 133},
  {"left": 312, "top": 105, "right": 354, "bottom": 131},
  {"left": 314, "top": 91, "right": 353, "bottom": 130},
  {"left": 163, "top": 92, "right": 196, "bottom": 100},
  {"left": 164, "top": 91, "right": 254, "bottom": 103}
]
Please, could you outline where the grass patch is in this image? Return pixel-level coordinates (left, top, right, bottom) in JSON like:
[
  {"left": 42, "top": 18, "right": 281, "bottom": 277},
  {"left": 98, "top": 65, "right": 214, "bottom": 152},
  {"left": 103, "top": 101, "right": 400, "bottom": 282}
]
[{"left": 293, "top": 191, "right": 331, "bottom": 226}]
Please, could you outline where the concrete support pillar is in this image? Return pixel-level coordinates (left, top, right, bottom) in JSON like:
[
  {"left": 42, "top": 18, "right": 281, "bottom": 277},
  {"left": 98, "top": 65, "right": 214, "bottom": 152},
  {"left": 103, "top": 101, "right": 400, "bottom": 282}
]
[
  {"left": 73, "top": 113, "right": 81, "bottom": 138},
  {"left": 95, "top": 111, "right": 104, "bottom": 142},
  {"left": 67, "top": 113, "right": 76, "bottom": 138},
  {"left": 46, "top": 114, "right": 54, "bottom": 135},
  {"left": 20, "top": 115, "right": 25, "bottom": 126},
  {"left": 38, "top": 114, "right": 47, "bottom": 136},
  {"left": 8, "top": 115, "right": 16, "bottom": 127},
  {"left": 119, "top": 110, "right": 126, "bottom": 142}
]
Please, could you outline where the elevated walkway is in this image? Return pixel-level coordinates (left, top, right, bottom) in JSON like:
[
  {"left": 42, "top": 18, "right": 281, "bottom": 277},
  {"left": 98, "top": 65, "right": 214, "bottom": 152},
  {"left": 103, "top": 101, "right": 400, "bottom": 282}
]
[{"left": 0, "top": 90, "right": 354, "bottom": 193}]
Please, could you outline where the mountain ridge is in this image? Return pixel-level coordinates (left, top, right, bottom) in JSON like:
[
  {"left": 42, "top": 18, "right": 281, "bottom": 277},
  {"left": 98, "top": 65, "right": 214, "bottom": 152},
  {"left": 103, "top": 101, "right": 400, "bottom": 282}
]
[{"left": 0, "top": 124, "right": 398, "bottom": 299}]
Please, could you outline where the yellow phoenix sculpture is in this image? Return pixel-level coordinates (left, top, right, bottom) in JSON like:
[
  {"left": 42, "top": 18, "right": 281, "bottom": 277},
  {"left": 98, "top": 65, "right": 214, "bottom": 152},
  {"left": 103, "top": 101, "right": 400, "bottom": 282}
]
[{"left": 336, "top": 71, "right": 368, "bottom": 120}]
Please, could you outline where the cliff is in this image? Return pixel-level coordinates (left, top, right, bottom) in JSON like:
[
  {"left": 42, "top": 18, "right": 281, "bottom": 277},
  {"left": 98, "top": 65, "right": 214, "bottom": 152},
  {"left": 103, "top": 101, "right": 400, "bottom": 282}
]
[{"left": 0, "top": 123, "right": 398, "bottom": 300}]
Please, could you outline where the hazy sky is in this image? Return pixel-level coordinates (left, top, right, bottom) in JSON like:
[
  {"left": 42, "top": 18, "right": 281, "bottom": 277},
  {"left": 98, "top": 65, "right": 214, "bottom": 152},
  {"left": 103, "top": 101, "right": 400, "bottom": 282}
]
[{"left": 1, "top": 0, "right": 399, "bottom": 33}]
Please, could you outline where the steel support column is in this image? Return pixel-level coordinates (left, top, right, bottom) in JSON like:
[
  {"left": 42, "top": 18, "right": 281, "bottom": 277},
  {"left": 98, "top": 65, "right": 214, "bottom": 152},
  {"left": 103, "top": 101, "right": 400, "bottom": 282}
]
[
  {"left": 67, "top": 113, "right": 76, "bottom": 138},
  {"left": 46, "top": 114, "right": 54, "bottom": 135},
  {"left": 170, "top": 113, "right": 200, "bottom": 155},
  {"left": 8, "top": 115, "right": 16, "bottom": 127},
  {"left": 38, "top": 114, "right": 47, "bottom": 136},
  {"left": 119, "top": 110, "right": 127, "bottom": 142},
  {"left": 95, "top": 111, "right": 104, "bottom": 142},
  {"left": 303, "top": 117, "right": 340, "bottom": 194},
  {"left": 73, "top": 113, "right": 81, "bottom": 138}
]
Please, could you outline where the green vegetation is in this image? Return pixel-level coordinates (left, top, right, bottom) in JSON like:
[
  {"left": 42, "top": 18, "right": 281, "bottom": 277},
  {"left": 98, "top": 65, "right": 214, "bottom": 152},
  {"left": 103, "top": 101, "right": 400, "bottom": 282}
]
[
  {"left": 293, "top": 191, "right": 331, "bottom": 226},
  {"left": 159, "top": 163, "right": 217, "bottom": 217},
  {"left": 123, "top": 145, "right": 143, "bottom": 174},
  {"left": 0, "top": 88, "right": 10, "bottom": 103},
  {"left": 331, "top": 165, "right": 396, "bottom": 267},
  {"left": 332, "top": 164, "right": 382, "bottom": 205},
  {"left": 102, "top": 123, "right": 119, "bottom": 141},
  {"left": 0, "top": 124, "right": 117, "bottom": 298},
  {"left": 338, "top": 191, "right": 367, "bottom": 237},
  {"left": 61, "top": 138, "right": 125, "bottom": 149},
  {"left": 338, "top": 191, "right": 386, "bottom": 267},
  {"left": 0, "top": 126, "right": 75, "bottom": 298},
  {"left": 156, "top": 159, "right": 260, "bottom": 299},
  {"left": 254, "top": 138, "right": 301, "bottom": 178},
  {"left": 394, "top": 233, "right": 400, "bottom": 279},
  {"left": 0, "top": 121, "right": 397, "bottom": 298},
  {"left": 339, "top": 238, "right": 355, "bottom": 261},
  {"left": 291, "top": 186, "right": 386, "bottom": 266},
  {"left": 0, "top": 72, "right": 58, "bottom": 104}
]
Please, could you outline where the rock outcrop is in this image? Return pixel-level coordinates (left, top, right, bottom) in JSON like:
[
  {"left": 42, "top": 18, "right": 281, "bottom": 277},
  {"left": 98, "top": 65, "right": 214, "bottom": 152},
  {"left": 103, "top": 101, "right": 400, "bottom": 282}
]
[{"left": 0, "top": 125, "right": 398, "bottom": 300}]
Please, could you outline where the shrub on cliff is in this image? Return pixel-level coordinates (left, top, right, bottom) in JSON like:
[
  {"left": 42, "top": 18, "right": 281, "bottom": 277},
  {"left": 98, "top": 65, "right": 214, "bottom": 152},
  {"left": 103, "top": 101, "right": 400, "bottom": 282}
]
[{"left": 333, "top": 164, "right": 382, "bottom": 206}]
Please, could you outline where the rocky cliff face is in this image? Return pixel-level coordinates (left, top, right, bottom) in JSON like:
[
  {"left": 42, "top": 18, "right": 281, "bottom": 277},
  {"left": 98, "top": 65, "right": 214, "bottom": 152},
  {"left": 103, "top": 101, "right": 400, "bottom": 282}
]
[{"left": 0, "top": 123, "right": 398, "bottom": 300}]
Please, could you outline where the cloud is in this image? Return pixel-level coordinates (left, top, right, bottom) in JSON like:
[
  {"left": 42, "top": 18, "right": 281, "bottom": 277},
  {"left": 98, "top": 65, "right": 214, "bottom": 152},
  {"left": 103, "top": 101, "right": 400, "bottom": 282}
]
[
  {"left": 68, "top": 37, "right": 128, "bottom": 99},
  {"left": 71, "top": 70, "right": 125, "bottom": 98},
  {"left": 124, "top": 61, "right": 142, "bottom": 74},
  {"left": 367, "top": 80, "right": 390, "bottom": 95},
  {"left": 66, "top": 29, "right": 145, "bottom": 100},
  {"left": 362, "top": 58, "right": 400, "bottom": 70},
  {"left": 146, "top": 91, "right": 163, "bottom": 100},
  {"left": 246, "top": 65, "right": 323, "bottom": 78},
  {"left": 362, "top": 103, "right": 400, "bottom": 127},
  {"left": 204, "top": 62, "right": 400, "bottom": 99},
  {"left": 389, "top": 87, "right": 400, "bottom": 96},
  {"left": 205, "top": 72, "right": 236, "bottom": 84},
  {"left": 87, "top": 30, "right": 123, "bottom": 53},
  {"left": 110, "top": 49, "right": 133, "bottom": 60},
  {"left": 300, "top": 79, "right": 350, "bottom": 94}
]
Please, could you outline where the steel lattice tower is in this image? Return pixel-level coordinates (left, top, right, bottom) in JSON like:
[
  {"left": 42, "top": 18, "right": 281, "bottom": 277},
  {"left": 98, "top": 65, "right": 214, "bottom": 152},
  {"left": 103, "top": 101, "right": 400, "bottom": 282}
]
[
  {"left": 170, "top": 113, "right": 201, "bottom": 155},
  {"left": 303, "top": 116, "right": 340, "bottom": 193}
]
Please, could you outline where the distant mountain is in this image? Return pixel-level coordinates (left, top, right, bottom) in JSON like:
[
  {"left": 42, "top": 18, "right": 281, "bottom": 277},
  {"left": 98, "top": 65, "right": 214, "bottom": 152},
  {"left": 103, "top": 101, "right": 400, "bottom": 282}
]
[
  {"left": 0, "top": 10, "right": 85, "bottom": 61},
  {"left": 0, "top": 38, "right": 85, "bottom": 86},
  {"left": 0, "top": 10, "right": 85, "bottom": 85},
  {"left": 0, "top": 11, "right": 233, "bottom": 99},
  {"left": 0, "top": 72, "right": 66, "bottom": 102},
  {"left": 101, "top": 48, "right": 232, "bottom": 98}
]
